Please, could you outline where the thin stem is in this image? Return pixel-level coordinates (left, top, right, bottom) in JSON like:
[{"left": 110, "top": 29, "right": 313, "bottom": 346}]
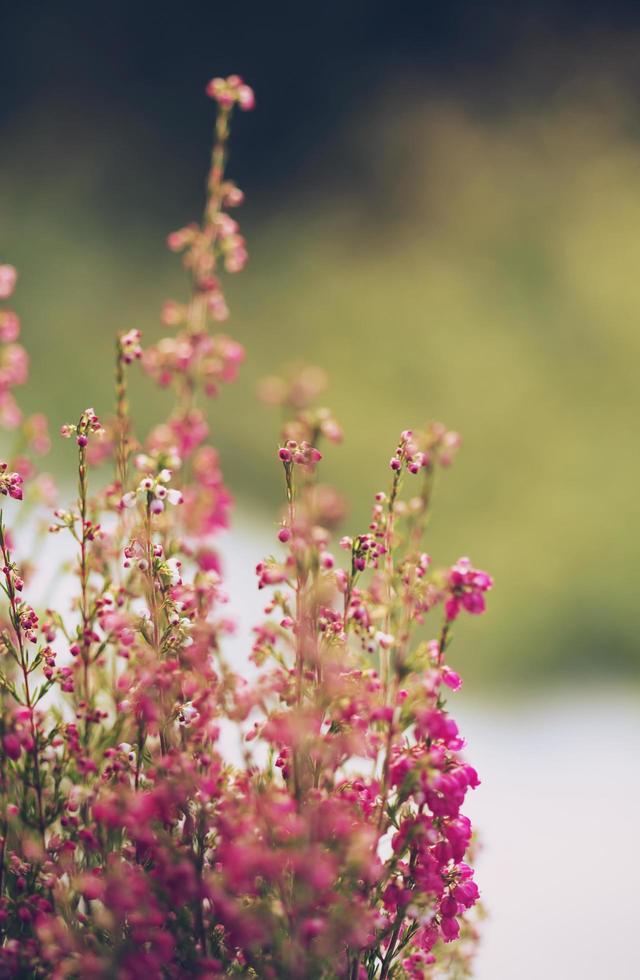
[
  {"left": 207, "top": 105, "right": 231, "bottom": 221},
  {"left": 144, "top": 500, "right": 168, "bottom": 756},
  {"left": 379, "top": 918, "right": 402, "bottom": 980},
  {"left": 408, "top": 464, "right": 434, "bottom": 553},
  {"left": 382, "top": 469, "right": 401, "bottom": 694},
  {"left": 115, "top": 340, "right": 130, "bottom": 489},
  {"left": 186, "top": 103, "right": 232, "bottom": 338},
  {"left": 0, "top": 718, "right": 7, "bottom": 901},
  {"left": 0, "top": 521, "right": 45, "bottom": 844},
  {"left": 285, "top": 467, "right": 305, "bottom": 801},
  {"left": 77, "top": 437, "right": 93, "bottom": 744},
  {"left": 193, "top": 811, "right": 209, "bottom": 957},
  {"left": 134, "top": 719, "right": 145, "bottom": 791},
  {"left": 437, "top": 620, "right": 451, "bottom": 666},
  {"left": 376, "top": 467, "right": 402, "bottom": 832}
]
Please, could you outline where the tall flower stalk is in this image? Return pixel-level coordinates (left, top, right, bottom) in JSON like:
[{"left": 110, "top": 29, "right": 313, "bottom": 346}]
[{"left": 0, "top": 77, "right": 491, "bottom": 979}]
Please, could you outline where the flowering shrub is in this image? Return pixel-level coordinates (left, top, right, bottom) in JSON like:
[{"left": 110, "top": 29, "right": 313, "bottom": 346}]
[{"left": 0, "top": 76, "right": 492, "bottom": 979}]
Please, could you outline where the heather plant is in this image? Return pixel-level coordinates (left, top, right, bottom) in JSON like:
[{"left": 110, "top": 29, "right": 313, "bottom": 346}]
[{"left": 0, "top": 76, "right": 491, "bottom": 979}]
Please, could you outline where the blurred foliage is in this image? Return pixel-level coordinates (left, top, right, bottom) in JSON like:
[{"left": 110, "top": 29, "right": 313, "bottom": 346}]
[{"left": 1, "top": 83, "right": 638, "bottom": 689}]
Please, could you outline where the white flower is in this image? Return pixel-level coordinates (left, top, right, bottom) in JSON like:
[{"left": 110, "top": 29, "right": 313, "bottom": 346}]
[
  {"left": 121, "top": 476, "right": 183, "bottom": 510},
  {"left": 166, "top": 488, "right": 183, "bottom": 505},
  {"left": 376, "top": 631, "right": 395, "bottom": 650},
  {"left": 178, "top": 702, "right": 199, "bottom": 726}
]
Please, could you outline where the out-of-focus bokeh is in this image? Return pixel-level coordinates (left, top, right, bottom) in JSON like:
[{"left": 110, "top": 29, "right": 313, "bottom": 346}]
[
  {"left": 4, "top": 2, "right": 639, "bottom": 688},
  {"left": 3, "top": 2, "right": 639, "bottom": 690},
  {"left": 2, "top": 6, "right": 640, "bottom": 973}
]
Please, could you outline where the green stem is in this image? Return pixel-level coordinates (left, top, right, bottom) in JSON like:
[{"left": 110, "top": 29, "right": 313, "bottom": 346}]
[
  {"left": 115, "top": 340, "right": 130, "bottom": 489},
  {"left": 144, "top": 501, "right": 168, "bottom": 756},
  {"left": 0, "top": 520, "right": 45, "bottom": 844},
  {"left": 77, "top": 436, "right": 92, "bottom": 744}
]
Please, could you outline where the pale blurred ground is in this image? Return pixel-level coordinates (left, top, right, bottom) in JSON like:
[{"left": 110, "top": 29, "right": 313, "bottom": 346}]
[{"left": 462, "top": 700, "right": 640, "bottom": 980}]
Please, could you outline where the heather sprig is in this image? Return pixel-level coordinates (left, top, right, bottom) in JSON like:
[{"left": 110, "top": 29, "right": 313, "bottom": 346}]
[{"left": 0, "top": 75, "right": 491, "bottom": 980}]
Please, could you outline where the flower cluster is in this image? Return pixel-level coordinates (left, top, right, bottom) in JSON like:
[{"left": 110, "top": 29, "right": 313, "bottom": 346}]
[
  {"left": 118, "top": 328, "right": 143, "bottom": 364},
  {"left": 0, "top": 462, "right": 23, "bottom": 501},
  {"left": 0, "top": 77, "right": 490, "bottom": 979},
  {"left": 60, "top": 407, "right": 104, "bottom": 447},
  {"left": 205, "top": 73, "right": 255, "bottom": 111},
  {"left": 143, "top": 331, "right": 244, "bottom": 397},
  {"left": 121, "top": 459, "right": 184, "bottom": 514},
  {"left": 278, "top": 439, "right": 323, "bottom": 466}
]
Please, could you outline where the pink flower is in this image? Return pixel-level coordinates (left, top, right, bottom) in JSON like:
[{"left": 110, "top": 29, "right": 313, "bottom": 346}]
[
  {"left": 0, "top": 80, "right": 490, "bottom": 980},
  {"left": 445, "top": 557, "right": 493, "bottom": 620},
  {"left": 0, "top": 343, "right": 28, "bottom": 390},
  {"left": 440, "top": 915, "right": 461, "bottom": 942},
  {"left": 442, "top": 666, "right": 462, "bottom": 691},
  {"left": 0, "top": 463, "right": 23, "bottom": 500},
  {"left": 0, "top": 265, "right": 17, "bottom": 300},
  {"left": 3, "top": 733, "right": 21, "bottom": 760},
  {"left": 119, "top": 328, "right": 143, "bottom": 364},
  {"left": 0, "top": 310, "right": 20, "bottom": 342},
  {"left": 206, "top": 75, "right": 255, "bottom": 112}
]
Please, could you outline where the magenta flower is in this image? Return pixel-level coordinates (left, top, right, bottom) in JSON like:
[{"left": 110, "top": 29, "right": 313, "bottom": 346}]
[
  {"left": 0, "top": 76, "right": 490, "bottom": 980},
  {"left": 445, "top": 556, "right": 494, "bottom": 620},
  {"left": 0, "top": 462, "right": 23, "bottom": 500}
]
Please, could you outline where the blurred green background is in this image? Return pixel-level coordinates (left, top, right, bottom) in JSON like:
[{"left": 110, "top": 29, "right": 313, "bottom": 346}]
[{"left": 1, "top": 2, "right": 639, "bottom": 689}]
